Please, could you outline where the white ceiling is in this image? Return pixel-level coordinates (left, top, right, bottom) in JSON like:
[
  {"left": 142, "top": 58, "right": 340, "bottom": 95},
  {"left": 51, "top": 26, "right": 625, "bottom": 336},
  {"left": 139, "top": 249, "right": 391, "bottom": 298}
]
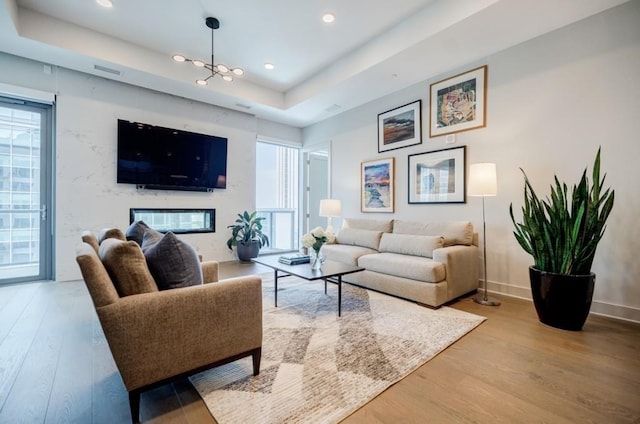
[{"left": 0, "top": 0, "right": 630, "bottom": 127}]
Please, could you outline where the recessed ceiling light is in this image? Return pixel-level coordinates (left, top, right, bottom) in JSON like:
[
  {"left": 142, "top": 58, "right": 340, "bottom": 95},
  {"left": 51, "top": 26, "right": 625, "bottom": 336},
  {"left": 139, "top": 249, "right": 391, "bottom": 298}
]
[
  {"left": 264, "top": 63, "right": 275, "bottom": 70},
  {"left": 96, "top": 0, "right": 113, "bottom": 8},
  {"left": 322, "top": 13, "right": 335, "bottom": 23}
]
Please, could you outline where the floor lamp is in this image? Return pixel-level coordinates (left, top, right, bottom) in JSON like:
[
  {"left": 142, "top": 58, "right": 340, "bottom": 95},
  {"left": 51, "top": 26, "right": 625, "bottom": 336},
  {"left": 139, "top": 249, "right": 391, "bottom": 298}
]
[
  {"left": 319, "top": 199, "right": 342, "bottom": 234},
  {"left": 469, "top": 163, "right": 501, "bottom": 306}
]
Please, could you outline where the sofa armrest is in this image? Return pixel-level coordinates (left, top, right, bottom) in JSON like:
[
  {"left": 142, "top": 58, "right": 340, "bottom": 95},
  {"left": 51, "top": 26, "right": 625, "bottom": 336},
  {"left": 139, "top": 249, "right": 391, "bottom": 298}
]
[
  {"left": 432, "top": 245, "right": 479, "bottom": 299},
  {"left": 201, "top": 260, "right": 219, "bottom": 283},
  {"left": 96, "top": 275, "right": 262, "bottom": 391}
]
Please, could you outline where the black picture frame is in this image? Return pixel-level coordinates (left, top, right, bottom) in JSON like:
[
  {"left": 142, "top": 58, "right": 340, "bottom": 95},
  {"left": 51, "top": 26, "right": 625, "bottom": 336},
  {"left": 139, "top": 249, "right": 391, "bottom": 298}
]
[
  {"left": 408, "top": 146, "right": 466, "bottom": 204},
  {"left": 378, "top": 100, "right": 422, "bottom": 153}
]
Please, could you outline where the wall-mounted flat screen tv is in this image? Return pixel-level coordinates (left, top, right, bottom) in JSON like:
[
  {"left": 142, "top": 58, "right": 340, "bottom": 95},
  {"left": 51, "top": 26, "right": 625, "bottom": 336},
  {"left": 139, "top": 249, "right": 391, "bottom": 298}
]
[{"left": 117, "top": 120, "right": 227, "bottom": 191}]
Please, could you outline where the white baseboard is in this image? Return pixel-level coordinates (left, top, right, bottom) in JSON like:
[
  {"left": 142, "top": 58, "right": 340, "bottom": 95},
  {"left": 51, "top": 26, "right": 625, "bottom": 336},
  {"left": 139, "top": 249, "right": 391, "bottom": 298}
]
[{"left": 485, "top": 279, "right": 640, "bottom": 324}]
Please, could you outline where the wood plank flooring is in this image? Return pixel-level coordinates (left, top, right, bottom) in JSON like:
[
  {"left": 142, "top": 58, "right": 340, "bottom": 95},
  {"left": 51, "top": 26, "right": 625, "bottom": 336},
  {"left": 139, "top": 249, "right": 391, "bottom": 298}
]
[{"left": 0, "top": 261, "right": 638, "bottom": 423}]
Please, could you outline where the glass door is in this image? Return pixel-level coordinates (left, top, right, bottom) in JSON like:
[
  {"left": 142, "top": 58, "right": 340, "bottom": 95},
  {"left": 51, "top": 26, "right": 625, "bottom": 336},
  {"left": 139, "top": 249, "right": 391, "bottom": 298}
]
[{"left": 0, "top": 96, "right": 53, "bottom": 284}]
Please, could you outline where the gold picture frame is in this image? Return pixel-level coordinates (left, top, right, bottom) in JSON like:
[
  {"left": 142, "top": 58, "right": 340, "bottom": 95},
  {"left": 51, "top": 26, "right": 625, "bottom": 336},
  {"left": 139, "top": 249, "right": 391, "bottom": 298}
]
[
  {"left": 361, "top": 157, "right": 395, "bottom": 213},
  {"left": 429, "top": 65, "right": 487, "bottom": 137}
]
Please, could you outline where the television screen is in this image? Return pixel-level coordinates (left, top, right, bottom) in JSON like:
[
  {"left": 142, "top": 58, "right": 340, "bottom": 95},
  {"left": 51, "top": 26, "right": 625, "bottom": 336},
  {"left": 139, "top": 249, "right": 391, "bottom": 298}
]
[{"left": 117, "top": 120, "right": 227, "bottom": 191}]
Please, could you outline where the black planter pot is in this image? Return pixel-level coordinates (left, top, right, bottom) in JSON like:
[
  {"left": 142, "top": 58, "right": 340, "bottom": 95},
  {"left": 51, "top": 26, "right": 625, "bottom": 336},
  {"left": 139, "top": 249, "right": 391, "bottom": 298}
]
[
  {"left": 236, "top": 241, "right": 260, "bottom": 262},
  {"left": 529, "top": 266, "right": 595, "bottom": 331}
]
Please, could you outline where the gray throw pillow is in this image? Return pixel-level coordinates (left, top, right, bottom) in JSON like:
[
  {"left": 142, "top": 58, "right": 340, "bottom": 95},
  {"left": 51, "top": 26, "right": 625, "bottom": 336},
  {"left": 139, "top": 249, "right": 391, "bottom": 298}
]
[
  {"left": 126, "top": 220, "right": 153, "bottom": 246},
  {"left": 142, "top": 231, "right": 203, "bottom": 290}
]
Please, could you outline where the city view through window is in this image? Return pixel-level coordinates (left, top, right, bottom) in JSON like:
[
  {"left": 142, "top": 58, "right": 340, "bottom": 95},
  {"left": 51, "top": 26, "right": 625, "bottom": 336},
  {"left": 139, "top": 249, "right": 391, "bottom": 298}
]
[
  {"left": 0, "top": 105, "right": 42, "bottom": 280},
  {"left": 256, "top": 142, "right": 299, "bottom": 253}
]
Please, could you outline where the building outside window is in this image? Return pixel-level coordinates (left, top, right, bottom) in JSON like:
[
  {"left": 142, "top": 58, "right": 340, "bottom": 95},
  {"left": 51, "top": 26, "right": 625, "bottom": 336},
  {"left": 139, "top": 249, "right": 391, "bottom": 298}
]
[{"left": 256, "top": 141, "right": 299, "bottom": 253}]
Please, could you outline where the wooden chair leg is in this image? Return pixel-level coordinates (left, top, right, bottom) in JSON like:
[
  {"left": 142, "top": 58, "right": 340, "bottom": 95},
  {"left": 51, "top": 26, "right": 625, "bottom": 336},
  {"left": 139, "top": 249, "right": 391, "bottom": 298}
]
[
  {"left": 252, "top": 347, "right": 262, "bottom": 376},
  {"left": 129, "top": 390, "right": 141, "bottom": 424}
]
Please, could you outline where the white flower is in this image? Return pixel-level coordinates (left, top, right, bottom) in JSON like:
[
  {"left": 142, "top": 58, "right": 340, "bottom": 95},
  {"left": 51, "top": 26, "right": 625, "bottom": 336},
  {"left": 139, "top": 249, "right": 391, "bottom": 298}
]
[
  {"left": 310, "top": 226, "right": 326, "bottom": 238},
  {"left": 301, "top": 233, "right": 316, "bottom": 248}
]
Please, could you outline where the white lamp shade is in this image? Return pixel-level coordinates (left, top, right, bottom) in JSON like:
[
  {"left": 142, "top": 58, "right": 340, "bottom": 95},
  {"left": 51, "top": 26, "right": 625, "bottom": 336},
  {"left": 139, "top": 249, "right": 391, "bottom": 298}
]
[
  {"left": 468, "top": 163, "right": 497, "bottom": 196},
  {"left": 319, "top": 199, "right": 342, "bottom": 217}
]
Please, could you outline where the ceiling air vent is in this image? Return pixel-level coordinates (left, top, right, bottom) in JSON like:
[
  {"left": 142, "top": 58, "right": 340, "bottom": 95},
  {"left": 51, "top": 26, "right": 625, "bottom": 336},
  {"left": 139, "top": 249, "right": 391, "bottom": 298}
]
[{"left": 94, "top": 65, "right": 121, "bottom": 75}]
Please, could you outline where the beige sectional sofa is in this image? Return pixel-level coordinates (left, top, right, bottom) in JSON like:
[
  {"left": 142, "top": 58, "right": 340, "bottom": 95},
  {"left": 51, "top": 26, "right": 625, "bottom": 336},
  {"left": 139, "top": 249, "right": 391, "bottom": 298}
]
[{"left": 321, "top": 218, "right": 479, "bottom": 307}]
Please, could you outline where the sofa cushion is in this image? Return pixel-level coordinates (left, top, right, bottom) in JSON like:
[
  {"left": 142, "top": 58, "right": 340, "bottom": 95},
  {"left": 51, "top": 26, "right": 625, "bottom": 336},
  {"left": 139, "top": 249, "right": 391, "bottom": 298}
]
[
  {"left": 97, "top": 228, "right": 126, "bottom": 244},
  {"left": 358, "top": 252, "right": 446, "bottom": 283},
  {"left": 342, "top": 218, "right": 393, "bottom": 233},
  {"left": 142, "top": 231, "right": 204, "bottom": 290},
  {"left": 321, "top": 244, "right": 378, "bottom": 266},
  {"left": 99, "top": 238, "right": 158, "bottom": 297},
  {"left": 125, "top": 220, "right": 153, "bottom": 246},
  {"left": 336, "top": 227, "right": 383, "bottom": 250},
  {"left": 379, "top": 233, "right": 444, "bottom": 258},
  {"left": 392, "top": 220, "right": 473, "bottom": 246}
]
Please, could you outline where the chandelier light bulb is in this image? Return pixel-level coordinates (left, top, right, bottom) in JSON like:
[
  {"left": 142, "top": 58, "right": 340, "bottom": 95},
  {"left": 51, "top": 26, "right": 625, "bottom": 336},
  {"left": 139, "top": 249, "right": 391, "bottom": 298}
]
[
  {"left": 232, "top": 68, "right": 244, "bottom": 76},
  {"left": 192, "top": 60, "right": 205, "bottom": 67},
  {"left": 96, "top": 0, "right": 113, "bottom": 8},
  {"left": 217, "top": 64, "right": 229, "bottom": 73},
  {"left": 172, "top": 54, "right": 186, "bottom": 62},
  {"left": 222, "top": 75, "right": 233, "bottom": 82},
  {"left": 196, "top": 79, "right": 208, "bottom": 86}
]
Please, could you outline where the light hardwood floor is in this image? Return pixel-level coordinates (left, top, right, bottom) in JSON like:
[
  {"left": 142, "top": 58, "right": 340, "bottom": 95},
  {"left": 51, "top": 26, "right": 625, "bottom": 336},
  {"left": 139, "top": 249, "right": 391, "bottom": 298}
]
[{"left": 1, "top": 261, "right": 638, "bottom": 423}]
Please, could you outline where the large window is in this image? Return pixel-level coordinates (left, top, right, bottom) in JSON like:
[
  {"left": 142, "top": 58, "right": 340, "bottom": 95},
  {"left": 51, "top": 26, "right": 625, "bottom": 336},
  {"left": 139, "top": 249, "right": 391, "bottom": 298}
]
[
  {"left": 0, "top": 96, "right": 53, "bottom": 284},
  {"left": 256, "top": 141, "right": 299, "bottom": 253}
]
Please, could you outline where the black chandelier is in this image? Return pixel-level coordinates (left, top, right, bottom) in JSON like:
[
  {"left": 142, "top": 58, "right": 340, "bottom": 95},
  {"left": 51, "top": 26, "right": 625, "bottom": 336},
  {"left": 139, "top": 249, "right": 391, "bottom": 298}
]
[{"left": 172, "top": 17, "right": 244, "bottom": 85}]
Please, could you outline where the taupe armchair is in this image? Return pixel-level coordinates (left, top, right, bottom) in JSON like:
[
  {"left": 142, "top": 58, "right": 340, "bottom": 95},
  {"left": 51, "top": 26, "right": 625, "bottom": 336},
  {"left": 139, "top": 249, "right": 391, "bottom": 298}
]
[{"left": 76, "top": 241, "right": 262, "bottom": 423}]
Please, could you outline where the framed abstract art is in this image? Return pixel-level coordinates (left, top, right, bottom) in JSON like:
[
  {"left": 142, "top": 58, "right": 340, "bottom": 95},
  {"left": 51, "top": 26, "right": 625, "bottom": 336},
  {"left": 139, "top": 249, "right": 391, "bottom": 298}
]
[
  {"left": 429, "top": 66, "right": 487, "bottom": 137},
  {"left": 408, "top": 146, "right": 466, "bottom": 204}
]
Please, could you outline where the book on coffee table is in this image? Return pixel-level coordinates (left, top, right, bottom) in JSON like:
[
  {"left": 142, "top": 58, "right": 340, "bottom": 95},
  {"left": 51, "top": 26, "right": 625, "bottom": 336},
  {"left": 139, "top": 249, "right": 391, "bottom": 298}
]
[{"left": 278, "top": 254, "right": 311, "bottom": 265}]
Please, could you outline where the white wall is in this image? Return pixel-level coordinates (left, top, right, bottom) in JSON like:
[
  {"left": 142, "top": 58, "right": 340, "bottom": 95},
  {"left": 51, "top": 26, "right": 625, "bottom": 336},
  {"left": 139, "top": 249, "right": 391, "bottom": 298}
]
[
  {"left": 303, "top": 1, "right": 640, "bottom": 321},
  {"left": 0, "top": 52, "right": 300, "bottom": 282}
]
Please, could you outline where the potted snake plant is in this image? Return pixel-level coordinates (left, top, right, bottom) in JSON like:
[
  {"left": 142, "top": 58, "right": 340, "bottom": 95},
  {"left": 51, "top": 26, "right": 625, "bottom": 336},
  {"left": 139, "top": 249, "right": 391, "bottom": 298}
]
[
  {"left": 509, "top": 148, "right": 614, "bottom": 331},
  {"left": 226, "top": 210, "right": 270, "bottom": 262}
]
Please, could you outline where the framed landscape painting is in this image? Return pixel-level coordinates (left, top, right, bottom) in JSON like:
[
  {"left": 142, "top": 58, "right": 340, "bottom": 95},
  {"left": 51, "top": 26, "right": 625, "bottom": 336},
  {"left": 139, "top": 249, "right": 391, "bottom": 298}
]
[
  {"left": 361, "top": 158, "right": 395, "bottom": 213},
  {"left": 378, "top": 100, "right": 422, "bottom": 153},
  {"left": 408, "top": 146, "right": 466, "bottom": 204},
  {"left": 429, "top": 66, "right": 487, "bottom": 137}
]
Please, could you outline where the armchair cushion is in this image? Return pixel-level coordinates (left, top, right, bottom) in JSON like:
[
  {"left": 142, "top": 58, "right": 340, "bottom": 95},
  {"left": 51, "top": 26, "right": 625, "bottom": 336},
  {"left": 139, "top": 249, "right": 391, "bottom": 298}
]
[
  {"left": 81, "top": 230, "right": 100, "bottom": 253},
  {"left": 97, "top": 227, "right": 126, "bottom": 244},
  {"left": 142, "top": 231, "right": 203, "bottom": 290},
  {"left": 99, "top": 238, "right": 158, "bottom": 297}
]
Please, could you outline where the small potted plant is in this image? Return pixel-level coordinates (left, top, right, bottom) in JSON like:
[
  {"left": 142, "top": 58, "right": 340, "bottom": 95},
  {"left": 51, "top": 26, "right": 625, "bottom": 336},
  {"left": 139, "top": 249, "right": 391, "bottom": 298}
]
[
  {"left": 509, "top": 148, "right": 614, "bottom": 331},
  {"left": 226, "top": 211, "right": 270, "bottom": 262}
]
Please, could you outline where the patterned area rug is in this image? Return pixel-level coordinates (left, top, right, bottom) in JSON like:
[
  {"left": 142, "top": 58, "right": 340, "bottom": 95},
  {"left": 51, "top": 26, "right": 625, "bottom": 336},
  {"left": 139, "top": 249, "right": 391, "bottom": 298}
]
[{"left": 190, "top": 277, "right": 485, "bottom": 424}]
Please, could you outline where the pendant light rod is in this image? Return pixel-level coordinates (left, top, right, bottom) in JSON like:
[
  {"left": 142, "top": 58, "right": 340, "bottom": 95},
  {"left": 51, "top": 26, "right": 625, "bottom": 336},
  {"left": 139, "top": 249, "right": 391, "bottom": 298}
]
[{"left": 172, "top": 16, "right": 244, "bottom": 85}]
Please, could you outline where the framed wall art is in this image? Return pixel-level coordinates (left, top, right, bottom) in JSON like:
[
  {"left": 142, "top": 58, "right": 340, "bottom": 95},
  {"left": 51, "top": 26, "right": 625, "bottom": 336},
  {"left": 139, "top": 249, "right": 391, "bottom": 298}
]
[
  {"left": 361, "top": 157, "right": 395, "bottom": 213},
  {"left": 429, "top": 66, "right": 487, "bottom": 137},
  {"left": 378, "top": 100, "right": 422, "bottom": 153},
  {"left": 408, "top": 146, "right": 466, "bottom": 204}
]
